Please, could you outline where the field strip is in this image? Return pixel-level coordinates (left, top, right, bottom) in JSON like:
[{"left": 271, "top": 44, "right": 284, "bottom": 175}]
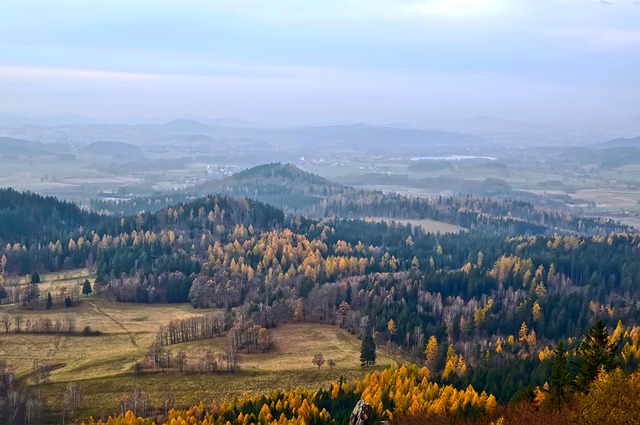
[{"left": 87, "top": 301, "right": 138, "bottom": 348}]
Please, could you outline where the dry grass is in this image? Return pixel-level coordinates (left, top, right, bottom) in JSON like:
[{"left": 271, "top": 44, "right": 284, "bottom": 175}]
[
  {"left": 165, "top": 323, "right": 399, "bottom": 374},
  {"left": 33, "top": 322, "right": 399, "bottom": 419},
  {"left": 7, "top": 268, "right": 93, "bottom": 296},
  {"left": 1, "top": 277, "right": 401, "bottom": 421},
  {"left": 0, "top": 300, "right": 218, "bottom": 381},
  {"left": 366, "top": 217, "right": 465, "bottom": 233}
]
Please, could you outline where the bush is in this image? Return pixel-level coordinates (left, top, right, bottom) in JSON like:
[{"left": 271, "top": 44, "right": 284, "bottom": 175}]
[{"left": 82, "top": 326, "right": 101, "bottom": 336}]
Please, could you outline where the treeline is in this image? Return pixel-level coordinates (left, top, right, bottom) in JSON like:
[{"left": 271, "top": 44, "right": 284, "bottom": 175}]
[
  {"left": 145, "top": 315, "right": 271, "bottom": 375},
  {"left": 0, "top": 188, "right": 118, "bottom": 244},
  {"left": 88, "top": 163, "right": 629, "bottom": 237},
  {"left": 0, "top": 192, "right": 288, "bottom": 278},
  {"left": 0, "top": 312, "right": 79, "bottom": 334},
  {"left": 309, "top": 192, "right": 626, "bottom": 236},
  {"left": 156, "top": 314, "right": 226, "bottom": 346},
  {"left": 79, "top": 364, "right": 498, "bottom": 425},
  {"left": 1, "top": 279, "right": 82, "bottom": 310}
]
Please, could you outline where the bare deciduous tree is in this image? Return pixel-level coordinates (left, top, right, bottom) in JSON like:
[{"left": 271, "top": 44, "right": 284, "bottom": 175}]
[
  {"left": 175, "top": 351, "right": 187, "bottom": 372},
  {"left": 31, "top": 361, "right": 50, "bottom": 386},
  {"left": 65, "top": 313, "right": 77, "bottom": 333},
  {"left": 161, "top": 392, "right": 174, "bottom": 417},
  {"left": 64, "top": 382, "right": 83, "bottom": 415},
  {"left": 201, "top": 350, "right": 217, "bottom": 373},
  {"left": 312, "top": 353, "right": 325, "bottom": 369},
  {"left": 26, "top": 391, "right": 44, "bottom": 425},
  {"left": 120, "top": 386, "right": 149, "bottom": 417},
  {"left": 14, "top": 315, "right": 22, "bottom": 333},
  {"left": 1, "top": 314, "right": 11, "bottom": 333}
]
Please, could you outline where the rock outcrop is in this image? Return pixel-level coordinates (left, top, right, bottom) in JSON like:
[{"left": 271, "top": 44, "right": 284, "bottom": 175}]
[{"left": 349, "top": 400, "right": 372, "bottom": 425}]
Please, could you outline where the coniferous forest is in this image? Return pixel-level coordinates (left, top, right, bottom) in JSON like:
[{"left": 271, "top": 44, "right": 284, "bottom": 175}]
[{"left": 1, "top": 164, "right": 639, "bottom": 424}]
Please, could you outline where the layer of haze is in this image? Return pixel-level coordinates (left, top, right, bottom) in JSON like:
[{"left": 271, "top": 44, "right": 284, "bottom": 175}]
[{"left": 1, "top": 0, "right": 639, "bottom": 128}]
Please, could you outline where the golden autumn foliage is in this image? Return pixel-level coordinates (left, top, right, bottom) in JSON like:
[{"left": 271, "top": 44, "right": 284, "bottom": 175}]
[
  {"left": 572, "top": 368, "right": 640, "bottom": 425},
  {"left": 82, "top": 365, "right": 497, "bottom": 425}
]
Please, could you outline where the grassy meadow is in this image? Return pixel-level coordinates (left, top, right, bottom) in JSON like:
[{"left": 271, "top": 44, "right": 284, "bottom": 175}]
[
  {"left": 41, "top": 323, "right": 400, "bottom": 419},
  {"left": 0, "top": 272, "right": 401, "bottom": 420},
  {"left": 11, "top": 268, "right": 93, "bottom": 293},
  {"left": 0, "top": 300, "right": 219, "bottom": 381}
]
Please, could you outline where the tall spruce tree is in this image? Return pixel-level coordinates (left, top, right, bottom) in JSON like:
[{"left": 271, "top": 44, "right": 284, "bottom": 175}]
[
  {"left": 82, "top": 279, "right": 92, "bottom": 296},
  {"left": 575, "top": 320, "right": 618, "bottom": 391},
  {"left": 360, "top": 333, "right": 377, "bottom": 367},
  {"left": 547, "top": 342, "right": 572, "bottom": 407}
]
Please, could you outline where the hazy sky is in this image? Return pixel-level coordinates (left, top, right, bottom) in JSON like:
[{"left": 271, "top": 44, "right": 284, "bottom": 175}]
[{"left": 0, "top": 0, "right": 639, "bottom": 127}]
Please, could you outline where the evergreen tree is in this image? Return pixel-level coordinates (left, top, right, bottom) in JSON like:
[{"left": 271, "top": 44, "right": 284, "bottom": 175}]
[
  {"left": 547, "top": 342, "right": 571, "bottom": 407},
  {"left": 82, "top": 279, "right": 92, "bottom": 296},
  {"left": 360, "top": 333, "right": 376, "bottom": 367},
  {"left": 31, "top": 272, "right": 41, "bottom": 284},
  {"left": 575, "top": 320, "right": 618, "bottom": 391},
  {"left": 46, "top": 292, "right": 53, "bottom": 310}
]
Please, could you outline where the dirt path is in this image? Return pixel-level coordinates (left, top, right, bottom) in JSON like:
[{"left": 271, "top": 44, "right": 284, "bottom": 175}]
[{"left": 87, "top": 301, "right": 138, "bottom": 348}]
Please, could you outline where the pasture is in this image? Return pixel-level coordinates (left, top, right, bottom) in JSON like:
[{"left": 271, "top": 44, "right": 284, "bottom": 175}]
[
  {"left": 0, "top": 297, "right": 400, "bottom": 420},
  {"left": 0, "top": 300, "right": 218, "bottom": 381}
]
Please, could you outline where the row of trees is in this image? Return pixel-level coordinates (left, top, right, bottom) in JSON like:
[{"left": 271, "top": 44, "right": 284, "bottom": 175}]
[
  {"left": 156, "top": 314, "right": 226, "bottom": 346},
  {"left": 1, "top": 313, "right": 77, "bottom": 334}
]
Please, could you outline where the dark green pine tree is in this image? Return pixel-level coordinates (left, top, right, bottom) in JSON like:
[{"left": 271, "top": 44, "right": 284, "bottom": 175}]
[
  {"left": 46, "top": 292, "right": 53, "bottom": 310},
  {"left": 360, "top": 333, "right": 377, "bottom": 367},
  {"left": 82, "top": 279, "right": 92, "bottom": 296},
  {"left": 575, "top": 320, "right": 618, "bottom": 391},
  {"left": 547, "top": 342, "right": 572, "bottom": 407}
]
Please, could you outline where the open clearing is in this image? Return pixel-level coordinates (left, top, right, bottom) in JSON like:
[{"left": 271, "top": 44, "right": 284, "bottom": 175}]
[
  {"left": 0, "top": 300, "right": 218, "bottom": 381},
  {"left": 366, "top": 216, "right": 465, "bottom": 233},
  {"left": 51, "top": 323, "right": 400, "bottom": 418},
  {"left": 1, "top": 299, "right": 400, "bottom": 420},
  {"left": 9, "top": 268, "right": 93, "bottom": 294}
]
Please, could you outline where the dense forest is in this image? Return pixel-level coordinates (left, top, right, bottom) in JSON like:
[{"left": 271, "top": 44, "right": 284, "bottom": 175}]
[{"left": 1, "top": 164, "right": 639, "bottom": 424}]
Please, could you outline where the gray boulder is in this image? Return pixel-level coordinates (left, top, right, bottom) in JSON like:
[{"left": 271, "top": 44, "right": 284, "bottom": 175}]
[{"left": 350, "top": 400, "right": 373, "bottom": 425}]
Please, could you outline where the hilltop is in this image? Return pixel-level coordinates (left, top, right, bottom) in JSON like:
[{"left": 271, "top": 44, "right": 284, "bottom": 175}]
[{"left": 91, "top": 162, "right": 628, "bottom": 236}]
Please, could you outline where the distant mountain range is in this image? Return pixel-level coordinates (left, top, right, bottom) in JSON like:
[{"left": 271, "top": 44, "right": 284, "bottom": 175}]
[
  {"left": 1, "top": 116, "right": 638, "bottom": 156},
  {"left": 0, "top": 113, "right": 262, "bottom": 128},
  {"left": 592, "top": 136, "right": 640, "bottom": 149}
]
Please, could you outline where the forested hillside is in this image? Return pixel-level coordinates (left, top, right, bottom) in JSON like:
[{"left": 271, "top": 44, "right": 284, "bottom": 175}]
[
  {"left": 1, "top": 183, "right": 639, "bottom": 424},
  {"left": 91, "top": 163, "right": 628, "bottom": 236}
]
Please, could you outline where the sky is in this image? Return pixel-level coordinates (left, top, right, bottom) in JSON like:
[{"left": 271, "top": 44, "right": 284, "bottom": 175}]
[{"left": 0, "top": 0, "right": 639, "bottom": 127}]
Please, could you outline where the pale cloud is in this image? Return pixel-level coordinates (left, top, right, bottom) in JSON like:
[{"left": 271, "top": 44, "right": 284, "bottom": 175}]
[
  {"left": 557, "top": 27, "right": 640, "bottom": 48},
  {"left": 0, "top": 0, "right": 638, "bottom": 127},
  {"left": 0, "top": 66, "right": 160, "bottom": 82},
  {"left": 405, "top": 0, "right": 509, "bottom": 18}
]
